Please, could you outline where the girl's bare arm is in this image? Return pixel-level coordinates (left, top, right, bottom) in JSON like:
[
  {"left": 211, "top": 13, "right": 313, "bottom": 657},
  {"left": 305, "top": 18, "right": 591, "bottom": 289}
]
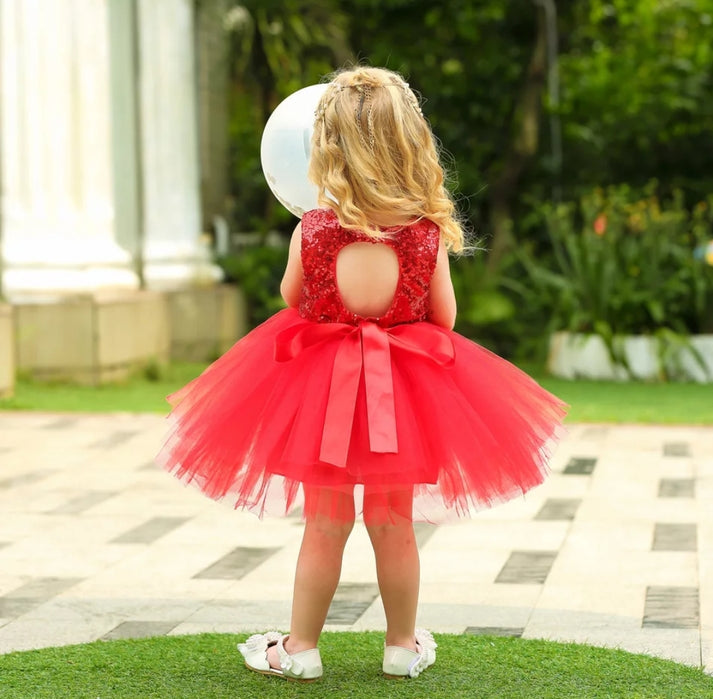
[
  {"left": 427, "top": 239, "right": 457, "bottom": 330},
  {"left": 280, "top": 222, "right": 304, "bottom": 308}
]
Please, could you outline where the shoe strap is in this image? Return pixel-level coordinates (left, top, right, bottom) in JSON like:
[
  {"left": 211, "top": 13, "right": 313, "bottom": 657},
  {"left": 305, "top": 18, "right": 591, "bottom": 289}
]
[{"left": 276, "top": 635, "right": 305, "bottom": 676}]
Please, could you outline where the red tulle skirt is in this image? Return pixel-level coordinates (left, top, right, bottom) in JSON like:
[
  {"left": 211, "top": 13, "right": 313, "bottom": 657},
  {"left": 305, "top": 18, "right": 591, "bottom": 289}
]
[{"left": 157, "top": 308, "right": 567, "bottom": 523}]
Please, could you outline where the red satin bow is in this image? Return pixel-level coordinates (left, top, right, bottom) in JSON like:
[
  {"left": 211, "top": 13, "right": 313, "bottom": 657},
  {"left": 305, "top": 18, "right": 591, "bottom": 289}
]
[{"left": 275, "top": 321, "right": 455, "bottom": 468}]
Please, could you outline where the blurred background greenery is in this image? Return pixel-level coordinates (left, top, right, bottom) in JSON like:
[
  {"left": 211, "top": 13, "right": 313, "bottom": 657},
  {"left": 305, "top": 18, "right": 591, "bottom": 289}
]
[{"left": 217, "top": 0, "right": 713, "bottom": 361}]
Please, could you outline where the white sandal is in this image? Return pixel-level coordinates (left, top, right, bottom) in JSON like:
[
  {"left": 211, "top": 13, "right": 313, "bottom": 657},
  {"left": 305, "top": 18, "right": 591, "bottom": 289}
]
[
  {"left": 238, "top": 632, "right": 322, "bottom": 682},
  {"left": 383, "top": 628, "right": 437, "bottom": 679}
]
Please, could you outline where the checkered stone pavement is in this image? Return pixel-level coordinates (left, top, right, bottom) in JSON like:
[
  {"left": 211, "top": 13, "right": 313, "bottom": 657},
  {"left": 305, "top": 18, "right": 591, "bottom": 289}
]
[{"left": 0, "top": 413, "right": 711, "bottom": 673}]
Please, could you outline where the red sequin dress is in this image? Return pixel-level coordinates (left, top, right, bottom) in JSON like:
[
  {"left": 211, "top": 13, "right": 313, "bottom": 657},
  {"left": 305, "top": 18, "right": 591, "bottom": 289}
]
[{"left": 158, "top": 209, "right": 567, "bottom": 523}]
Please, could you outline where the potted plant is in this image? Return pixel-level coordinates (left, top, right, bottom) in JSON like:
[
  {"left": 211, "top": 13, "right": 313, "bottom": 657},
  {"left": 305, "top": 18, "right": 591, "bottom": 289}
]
[{"left": 510, "top": 183, "right": 713, "bottom": 382}]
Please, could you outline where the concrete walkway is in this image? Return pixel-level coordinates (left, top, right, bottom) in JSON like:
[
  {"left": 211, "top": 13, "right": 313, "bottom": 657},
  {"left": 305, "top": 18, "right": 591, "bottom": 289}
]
[{"left": 0, "top": 412, "right": 711, "bottom": 674}]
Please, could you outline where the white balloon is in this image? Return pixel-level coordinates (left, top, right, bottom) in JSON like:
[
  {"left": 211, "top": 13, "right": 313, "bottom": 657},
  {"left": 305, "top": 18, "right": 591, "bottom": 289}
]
[{"left": 260, "top": 84, "right": 328, "bottom": 218}]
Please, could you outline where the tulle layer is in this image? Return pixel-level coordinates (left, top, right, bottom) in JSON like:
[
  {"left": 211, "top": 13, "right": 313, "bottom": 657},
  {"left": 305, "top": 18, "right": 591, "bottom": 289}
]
[{"left": 157, "top": 308, "right": 567, "bottom": 523}]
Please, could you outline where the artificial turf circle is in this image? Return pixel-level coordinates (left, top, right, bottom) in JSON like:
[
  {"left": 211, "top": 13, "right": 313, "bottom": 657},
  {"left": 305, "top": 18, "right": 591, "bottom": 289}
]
[{"left": 0, "top": 632, "right": 711, "bottom": 698}]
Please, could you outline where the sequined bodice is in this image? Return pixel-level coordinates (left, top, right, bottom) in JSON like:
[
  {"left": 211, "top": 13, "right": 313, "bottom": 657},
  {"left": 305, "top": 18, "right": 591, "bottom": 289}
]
[{"left": 299, "top": 208, "right": 440, "bottom": 327}]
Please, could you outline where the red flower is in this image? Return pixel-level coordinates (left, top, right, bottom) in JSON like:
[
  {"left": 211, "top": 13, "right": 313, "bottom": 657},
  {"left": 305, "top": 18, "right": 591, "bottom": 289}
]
[{"left": 593, "top": 214, "right": 607, "bottom": 236}]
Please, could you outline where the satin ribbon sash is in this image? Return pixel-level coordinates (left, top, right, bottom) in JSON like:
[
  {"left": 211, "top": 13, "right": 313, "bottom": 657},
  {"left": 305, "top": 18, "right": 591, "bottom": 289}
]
[{"left": 275, "top": 321, "right": 455, "bottom": 468}]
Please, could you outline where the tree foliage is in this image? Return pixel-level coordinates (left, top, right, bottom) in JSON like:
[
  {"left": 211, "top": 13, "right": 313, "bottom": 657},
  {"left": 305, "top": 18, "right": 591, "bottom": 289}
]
[
  {"left": 345, "top": 0, "right": 542, "bottom": 232},
  {"left": 558, "top": 0, "right": 713, "bottom": 200},
  {"left": 222, "top": 1, "right": 713, "bottom": 348},
  {"left": 225, "top": 0, "right": 351, "bottom": 232},
  {"left": 226, "top": 0, "right": 713, "bottom": 246}
]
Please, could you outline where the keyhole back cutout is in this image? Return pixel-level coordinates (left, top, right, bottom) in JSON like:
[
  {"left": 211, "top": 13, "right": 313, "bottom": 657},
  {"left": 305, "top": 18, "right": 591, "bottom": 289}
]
[{"left": 335, "top": 242, "right": 400, "bottom": 319}]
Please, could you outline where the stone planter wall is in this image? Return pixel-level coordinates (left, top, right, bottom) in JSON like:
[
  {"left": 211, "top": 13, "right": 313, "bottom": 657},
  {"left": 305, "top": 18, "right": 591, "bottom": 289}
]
[
  {"left": 0, "top": 304, "right": 14, "bottom": 397},
  {"left": 548, "top": 331, "right": 713, "bottom": 383},
  {"left": 15, "top": 291, "right": 170, "bottom": 384},
  {"left": 13, "top": 285, "right": 245, "bottom": 385},
  {"left": 167, "top": 285, "right": 246, "bottom": 361}
]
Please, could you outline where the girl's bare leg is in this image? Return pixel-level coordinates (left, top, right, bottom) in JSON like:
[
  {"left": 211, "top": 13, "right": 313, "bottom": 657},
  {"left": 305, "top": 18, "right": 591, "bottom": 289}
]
[
  {"left": 267, "top": 484, "right": 355, "bottom": 668},
  {"left": 364, "top": 486, "right": 419, "bottom": 651}
]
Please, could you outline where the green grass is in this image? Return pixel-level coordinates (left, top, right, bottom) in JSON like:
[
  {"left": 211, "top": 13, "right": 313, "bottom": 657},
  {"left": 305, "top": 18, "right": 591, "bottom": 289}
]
[
  {"left": 535, "top": 374, "right": 713, "bottom": 424},
  {"left": 0, "top": 632, "right": 710, "bottom": 699},
  {"left": 0, "top": 363, "right": 207, "bottom": 414},
  {"left": 1, "top": 361, "right": 712, "bottom": 425}
]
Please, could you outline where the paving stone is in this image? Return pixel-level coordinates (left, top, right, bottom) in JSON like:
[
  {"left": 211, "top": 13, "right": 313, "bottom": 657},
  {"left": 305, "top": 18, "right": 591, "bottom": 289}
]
[
  {"left": 353, "top": 601, "right": 533, "bottom": 635},
  {"left": 102, "top": 621, "right": 179, "bottom": 640},
  {"left": 699, "top": 556, "right": 713, "bottom": 627},
  {"left": 4, "top": 577, "right": 83, "bottom": 600},
  {"left": 563, "top": 521, "right": 654, "bottom": 553},
  {"left": 539, "top": 474, "right": 592, "bottom": 501},
  {"left": 652, "top": 523, "right": 697, "bottom": 552},
  {"left": 643, "top": 586, "right": 699, "bottom": 629},
  {"left": 563, "top": 457, "right": 597, "bottom": 475},
  {"left": 287, "top": 506, "right": 304, "bottom": 520},
  {"left": 424, "top": 519, "right": 568, "bottom": 553},
  {"left": 535, "top": 498, "right": 581, "bottom": 521},
  {"left": 422, "top": 603, "right": 532, "bottom": 632},
  {"left": 523, "top": 615, "right": 701, "bottom": 667},
  {"left": 0, "top": 413, "right": 710, "bottom": 671},
  {"left": 0, "top": 618, "right": 116, "bottom": 653},
  {"left": 326, "top": 583, "right": 380, "bottom": 625},
  {"left": 111, "top": 517, "right": 189, "bottom": 544},
  {"left": 20, "top": 597, "right": 205, "bottom": 624},
  {"left": 702, "top": 635, "right": 713, "bottom": 676},
  {"left": 48, "top": 491, "right": 117, "bottom": 515},
  {"left": 168, "top": 621, "right": 246, "bottom": 636},
  {"left": 420, "top": 548, "right": 509, "bottom": 585},
  {"left": 413, "top": 522, "right": 437, "bottom": 547},
  {"left": 193, "top": 546, "right": 281, "bottom": 580},
  {"left": 41, "top": 418, "right": 78, "bottom": 430},
  {"left": 663, "top": 442, "right": 691, "bottom": 457},
  {"left": 465, "top": 626, "right": 523, "bottom": 637},
  {"left": 0, "top": 599, "right": 38, "bottom": 618},
  {"left": 579, "top": 427, "right": 609, "bottom": 440},
  {"left": 495, "top": 551, "right": 558, "bottom": 585},
  {"left": 548, "top": 546, "right": 698, "bottom": 587},
  {"left": 575, "top": 497, "right": 700, "bottom": 525},
  {"left": 658, "top": 478, "right": 696, "bottom": 498},
  {"left": 89, "top": 431, "right": 139, "bottom": 449},
  {"left": 0, "top": 470, "right": 53, "bottom": 489},
  {"left": 185, "top": 600, "right": 292, "bottom": 628},
  {"left": 419, "top": 581, "right": 543, "bottom": 607}
]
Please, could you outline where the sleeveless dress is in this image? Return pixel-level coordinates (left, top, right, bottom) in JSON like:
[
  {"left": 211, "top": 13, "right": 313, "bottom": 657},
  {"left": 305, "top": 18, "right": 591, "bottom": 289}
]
[{"left": 157, "top": 208, "right": 567, "bottom": 523}]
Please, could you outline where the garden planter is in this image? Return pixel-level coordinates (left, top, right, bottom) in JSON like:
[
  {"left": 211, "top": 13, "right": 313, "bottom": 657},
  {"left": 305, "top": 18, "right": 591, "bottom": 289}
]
[
  {"left": 166, "top": 284, "right": 246, "bottom": 361},
  {"left": 547, "top": 331, "right": 713, "bottom": 383},
  {"left": 14, "top": 291, "right": 170, "bottom": 384}
]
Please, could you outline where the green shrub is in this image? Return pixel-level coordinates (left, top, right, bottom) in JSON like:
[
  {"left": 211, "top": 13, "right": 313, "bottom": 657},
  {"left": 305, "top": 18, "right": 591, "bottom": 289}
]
[
  {"left": 450, "top": 254, "right": 527, "bottom": 355},
  {"left": 501, "top": 184, "right": 713, "bottom": 375},
  {"left": 217, "top": 244, "right": 289, "bottom": 328},
  {"left": 510, "top": 184, "right": 713, "bottom": 339}
]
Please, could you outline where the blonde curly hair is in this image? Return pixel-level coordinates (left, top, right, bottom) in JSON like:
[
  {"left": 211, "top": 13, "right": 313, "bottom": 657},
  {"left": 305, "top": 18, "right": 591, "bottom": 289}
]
[{"left": 308, "top": 66, "right": 465, "bottom": 252}]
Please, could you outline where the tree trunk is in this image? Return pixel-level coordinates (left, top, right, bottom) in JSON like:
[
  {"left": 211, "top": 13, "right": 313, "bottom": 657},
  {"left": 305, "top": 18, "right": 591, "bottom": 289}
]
[{"left": 487, "top": 5, "right": 548, "bottom": 271}]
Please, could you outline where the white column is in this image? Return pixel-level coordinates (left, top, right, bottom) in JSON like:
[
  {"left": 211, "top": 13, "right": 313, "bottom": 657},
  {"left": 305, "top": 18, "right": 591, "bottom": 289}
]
[
  {"left": 0, "top": 0, "right": 139, "bottom": 299},
  {"left": 137, "top": 0, "right": 221, "bottom": 288}
]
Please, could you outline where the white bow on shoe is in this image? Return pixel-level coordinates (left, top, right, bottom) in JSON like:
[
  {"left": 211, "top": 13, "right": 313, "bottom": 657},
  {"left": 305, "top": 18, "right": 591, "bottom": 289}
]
[
  {"left": 238, "top": 632, "right": 323, "bottom": 682},
  {"left": 383, "top": 628, "right": 437, "bottom": 678}
]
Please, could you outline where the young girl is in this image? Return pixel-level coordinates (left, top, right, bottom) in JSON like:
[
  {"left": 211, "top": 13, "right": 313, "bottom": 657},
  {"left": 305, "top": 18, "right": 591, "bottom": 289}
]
[{"left": 158, "top": 66, "right": 566, "bottom": 682}]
